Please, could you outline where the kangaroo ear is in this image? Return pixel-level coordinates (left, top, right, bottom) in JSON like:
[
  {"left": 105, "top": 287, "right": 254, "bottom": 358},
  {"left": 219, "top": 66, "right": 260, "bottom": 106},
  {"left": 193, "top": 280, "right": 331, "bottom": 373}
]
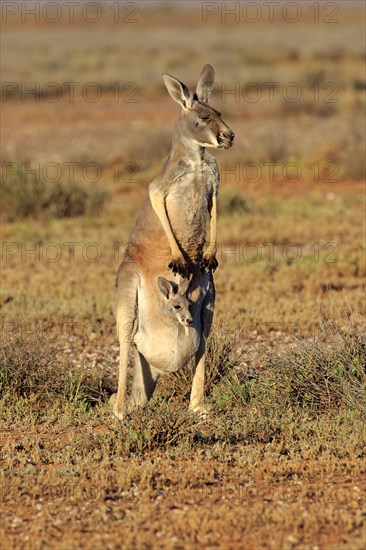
[
  {"left": 163, "top": 73, "right": 193, "bottom": 110},
  {"left": 158, "top": 277, "right": 177, "bottom": 299},
  {"left": 178, "top": 277, "right": 190, "bottom": 296},
  {"left": 196, "top": 64, "right": 215, "bottom": 103}
]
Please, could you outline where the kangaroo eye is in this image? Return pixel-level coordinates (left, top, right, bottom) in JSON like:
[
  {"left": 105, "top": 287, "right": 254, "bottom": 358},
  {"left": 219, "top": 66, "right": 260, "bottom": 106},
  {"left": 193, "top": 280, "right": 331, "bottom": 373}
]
[{"left": 174, "top": 305, "right": 181, "bottom": 310}]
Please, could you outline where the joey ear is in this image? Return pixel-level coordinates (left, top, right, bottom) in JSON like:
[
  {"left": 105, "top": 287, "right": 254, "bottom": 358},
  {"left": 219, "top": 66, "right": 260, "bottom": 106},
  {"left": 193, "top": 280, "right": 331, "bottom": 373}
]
[
  {"left": 158, "top": 277, "right": 177, "bottom": 299},
  {"left": 196, "top": 64, "right": 215, "bottom": 103},
  {"left": 178, "top": 277, "right": 190, "bottom": 296},
  {"left": 162, "top": 73, "right": 193, "bottom": 110}
]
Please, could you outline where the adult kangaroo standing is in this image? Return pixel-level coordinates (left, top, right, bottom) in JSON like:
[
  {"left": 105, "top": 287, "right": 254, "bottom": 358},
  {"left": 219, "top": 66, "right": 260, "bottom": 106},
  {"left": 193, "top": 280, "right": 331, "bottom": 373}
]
[{"left": 112, "top": 65, "right": 234, "bottom": 420}]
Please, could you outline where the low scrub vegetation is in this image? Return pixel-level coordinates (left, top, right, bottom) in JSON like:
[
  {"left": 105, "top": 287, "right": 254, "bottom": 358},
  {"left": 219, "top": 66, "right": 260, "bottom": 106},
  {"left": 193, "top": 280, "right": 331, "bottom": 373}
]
[
  {"left": 1, "top": 166, "right": 108, "bottom": 222},
  {"left": 2, "top": 324, "right": 364, "bottom": 457},
  {"left": 0, "top": 334, "right": 112, "bottom": 407}
]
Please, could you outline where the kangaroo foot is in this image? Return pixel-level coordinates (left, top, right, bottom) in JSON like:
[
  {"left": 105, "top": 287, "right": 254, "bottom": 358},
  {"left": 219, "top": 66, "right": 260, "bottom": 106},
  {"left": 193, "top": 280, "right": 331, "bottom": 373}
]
[
  {"left": 189, "top": 403, "right": 211, "bottom": 419},
  {"left": 110, "top": 393, "right": 125, "bottom": 421}
]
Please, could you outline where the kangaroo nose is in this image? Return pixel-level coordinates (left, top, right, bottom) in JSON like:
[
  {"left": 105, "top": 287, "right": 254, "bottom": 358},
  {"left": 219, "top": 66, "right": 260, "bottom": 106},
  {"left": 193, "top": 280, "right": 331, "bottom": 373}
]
[{"left": 223, "top": 130, "right": 235, "bottom": 141}]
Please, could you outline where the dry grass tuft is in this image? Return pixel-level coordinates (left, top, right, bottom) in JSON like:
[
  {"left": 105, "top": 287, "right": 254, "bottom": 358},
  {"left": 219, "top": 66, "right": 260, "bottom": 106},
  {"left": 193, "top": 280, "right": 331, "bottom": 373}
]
[
  {"left": 119, "top": 402, "right": 201, "bottom": 453},
  {"left": 263, "top": 328, "right": 366, "bottom": 413},
  {"left": 212, "top": 322, "right": 366, "bottom": 417},
  {"left": 0, "top": 335, "right": 112, "bottom": 407}
]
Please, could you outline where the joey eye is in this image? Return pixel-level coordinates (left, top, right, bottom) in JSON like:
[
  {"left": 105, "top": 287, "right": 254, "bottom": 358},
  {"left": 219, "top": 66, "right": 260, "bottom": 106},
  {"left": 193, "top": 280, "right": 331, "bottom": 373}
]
[{"left": 174, "top": 305, "right": 182, "bottom": 310}]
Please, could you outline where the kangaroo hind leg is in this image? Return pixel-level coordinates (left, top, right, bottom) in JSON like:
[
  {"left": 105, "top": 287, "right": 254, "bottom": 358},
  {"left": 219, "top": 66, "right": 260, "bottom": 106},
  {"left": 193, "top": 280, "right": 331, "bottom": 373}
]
[
  {"left": 130, "top": 348, "right": 160, "bottom": 409},
  {"left": 112, "top": 268, "right": 139, "bottom": 420},
  {"left": 190, "top": 272, "right": 215, "bottom": 414}
]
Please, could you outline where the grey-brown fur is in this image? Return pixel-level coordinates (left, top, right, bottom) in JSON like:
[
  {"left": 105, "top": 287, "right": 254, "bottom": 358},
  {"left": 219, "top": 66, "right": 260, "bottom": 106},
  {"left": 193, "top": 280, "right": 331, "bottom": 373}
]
[{"left": 111, "top": 65, "right": 234, "bottom": 419}]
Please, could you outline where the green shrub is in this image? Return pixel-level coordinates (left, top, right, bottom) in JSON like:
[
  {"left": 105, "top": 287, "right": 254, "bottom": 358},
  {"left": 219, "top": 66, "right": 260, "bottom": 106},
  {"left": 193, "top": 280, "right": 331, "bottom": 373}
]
[
  {"left": 219, "top": 191, "right": 253, "bottom": 216},
  {"left": 1, "top": 166, "right": 108, "bottom": 221}
]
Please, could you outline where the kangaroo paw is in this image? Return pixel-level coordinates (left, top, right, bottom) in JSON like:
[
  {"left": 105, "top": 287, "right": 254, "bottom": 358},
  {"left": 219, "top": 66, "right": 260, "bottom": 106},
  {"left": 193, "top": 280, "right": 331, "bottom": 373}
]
[
  {"left": 200, "top": 255, "right": 218, "bottom": 273},
  {"left": 168, "top": 256, "right": 191, "bottom": 278}
]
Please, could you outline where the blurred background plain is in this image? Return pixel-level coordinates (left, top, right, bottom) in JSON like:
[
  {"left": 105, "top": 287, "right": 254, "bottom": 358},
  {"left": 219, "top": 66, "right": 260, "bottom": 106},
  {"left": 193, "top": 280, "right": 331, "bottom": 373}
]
[{"left": 1, "top": 4, "right": 366, "bottom": 547}]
